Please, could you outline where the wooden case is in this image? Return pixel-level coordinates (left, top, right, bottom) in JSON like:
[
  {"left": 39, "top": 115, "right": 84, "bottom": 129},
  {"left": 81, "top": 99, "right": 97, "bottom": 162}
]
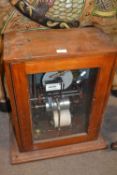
[{"left": 3, "top": 28, "right": 117, "bottom": 163}]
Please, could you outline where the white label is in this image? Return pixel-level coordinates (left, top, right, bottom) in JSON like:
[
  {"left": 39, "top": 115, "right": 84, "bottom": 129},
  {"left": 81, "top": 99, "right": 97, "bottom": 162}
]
[
  {"left": 56, "top": 48, "right": 68, "bottom": 53},
  {"left": 46, "top": 83, "right": 61, "bottom": 92}
]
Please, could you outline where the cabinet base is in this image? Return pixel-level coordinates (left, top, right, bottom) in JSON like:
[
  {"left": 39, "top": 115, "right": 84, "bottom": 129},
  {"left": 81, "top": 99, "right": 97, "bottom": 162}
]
[{"left": 10, "top": 131, "right": 107, "bottom": 164}]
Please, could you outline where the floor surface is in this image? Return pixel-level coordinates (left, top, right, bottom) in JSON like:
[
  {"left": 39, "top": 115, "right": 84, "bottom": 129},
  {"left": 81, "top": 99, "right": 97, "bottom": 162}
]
[{"left": 0, "top": 95, "right": 117, "bottom": 175}]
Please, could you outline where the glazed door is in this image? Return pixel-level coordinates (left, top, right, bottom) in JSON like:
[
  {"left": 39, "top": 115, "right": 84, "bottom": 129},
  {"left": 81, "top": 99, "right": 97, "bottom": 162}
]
[
  {"left": 28, "top": 68, "right": 98, "bottom": 142},
  {"left": 10, "top": 55, "right": 114, "bottom": 151}
]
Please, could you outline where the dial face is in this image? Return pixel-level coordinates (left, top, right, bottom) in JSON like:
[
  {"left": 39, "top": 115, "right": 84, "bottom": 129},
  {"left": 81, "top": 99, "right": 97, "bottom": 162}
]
[
  {"left": 42, "top": 71, "right": 73, "bottom": 90},
  {"left": 9, "top": 0, "right": 85, "bottom": 28}
]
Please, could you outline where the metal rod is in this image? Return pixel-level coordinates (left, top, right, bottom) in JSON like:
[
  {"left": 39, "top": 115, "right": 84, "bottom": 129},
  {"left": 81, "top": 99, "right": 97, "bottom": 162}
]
[
  {"left": 31, "top": 104, "right": 45, "bottom": 109},
  {"left": 32, "top": 74, "right": 37, "bottom": 97},
  {"left": 30, "top": 92, "right": 80, "bottom": 102}
]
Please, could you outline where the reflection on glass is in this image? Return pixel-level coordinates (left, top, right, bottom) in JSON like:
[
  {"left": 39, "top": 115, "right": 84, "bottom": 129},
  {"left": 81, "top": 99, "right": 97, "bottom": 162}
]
[{"left": 28, "top": 68, "right": 98, "bottom": 142}]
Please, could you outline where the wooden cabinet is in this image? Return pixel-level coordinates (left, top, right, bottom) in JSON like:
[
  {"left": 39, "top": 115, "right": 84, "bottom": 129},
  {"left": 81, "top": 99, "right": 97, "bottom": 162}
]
[{"left": 3, "top": 28, "right": 117, "bottom": 164}]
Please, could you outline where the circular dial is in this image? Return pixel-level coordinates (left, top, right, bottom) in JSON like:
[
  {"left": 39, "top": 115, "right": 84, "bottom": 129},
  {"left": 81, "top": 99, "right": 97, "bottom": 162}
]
[{"left": 42, "top": 71, "right": 73, "bottom": 89}]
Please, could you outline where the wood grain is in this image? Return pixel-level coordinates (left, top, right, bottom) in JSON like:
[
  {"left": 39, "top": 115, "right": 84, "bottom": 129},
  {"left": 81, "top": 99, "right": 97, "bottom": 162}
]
[
  {"left": 3, "top": 28, "right": 117, "bottom": 62},
  {"left": 10, "top": 124, "right": 107, "bottom": 164},
  {"left": 3, "top": 28, "right": 117, "bottom": 162}
]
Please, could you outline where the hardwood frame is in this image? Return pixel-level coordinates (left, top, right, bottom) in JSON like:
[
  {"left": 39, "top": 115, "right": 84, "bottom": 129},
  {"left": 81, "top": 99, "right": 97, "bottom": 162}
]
[
  {"left": 10, "top": 128, "right": 107, "bottom": 164},
  {"left": 3, "top": 28, "right": 117, "bottom": 163},
  {"left": 4, "top": 53, "right": 116, "bottom": 152}
]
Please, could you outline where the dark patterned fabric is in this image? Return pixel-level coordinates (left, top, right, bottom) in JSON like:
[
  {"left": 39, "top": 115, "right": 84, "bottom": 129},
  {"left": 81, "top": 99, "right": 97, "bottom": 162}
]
[
  {"left": 9, "top": 0, "right": 117, "bottom": 28},
  {"left": 0, "top": 0, "right": 45, "bottom": 35}
]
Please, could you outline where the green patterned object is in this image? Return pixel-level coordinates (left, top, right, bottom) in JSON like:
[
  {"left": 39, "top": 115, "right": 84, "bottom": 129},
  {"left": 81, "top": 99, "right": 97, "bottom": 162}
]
[
  {"left": 46, "top": 0, "right": 85, "bottom": 22},
  {"left": 93, "top": 0, "right": 117, "bottom": 17},
  {"left": 9, "top": 0, "right": 117, "bottom": 28},
  {"left": 10, "top": 0, "right": 85, "bottom": 28}
]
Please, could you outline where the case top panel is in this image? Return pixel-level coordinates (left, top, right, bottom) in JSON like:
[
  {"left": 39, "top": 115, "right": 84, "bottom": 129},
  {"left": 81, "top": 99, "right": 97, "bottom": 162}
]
[{"left": 3, "top": 27, "right": 117, "bottom": 62}]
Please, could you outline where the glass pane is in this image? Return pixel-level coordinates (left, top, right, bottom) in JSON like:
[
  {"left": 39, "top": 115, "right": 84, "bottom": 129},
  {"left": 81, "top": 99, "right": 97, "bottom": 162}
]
[{"left": 28, "top": 68, "right": 98, "bottom": 142}]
